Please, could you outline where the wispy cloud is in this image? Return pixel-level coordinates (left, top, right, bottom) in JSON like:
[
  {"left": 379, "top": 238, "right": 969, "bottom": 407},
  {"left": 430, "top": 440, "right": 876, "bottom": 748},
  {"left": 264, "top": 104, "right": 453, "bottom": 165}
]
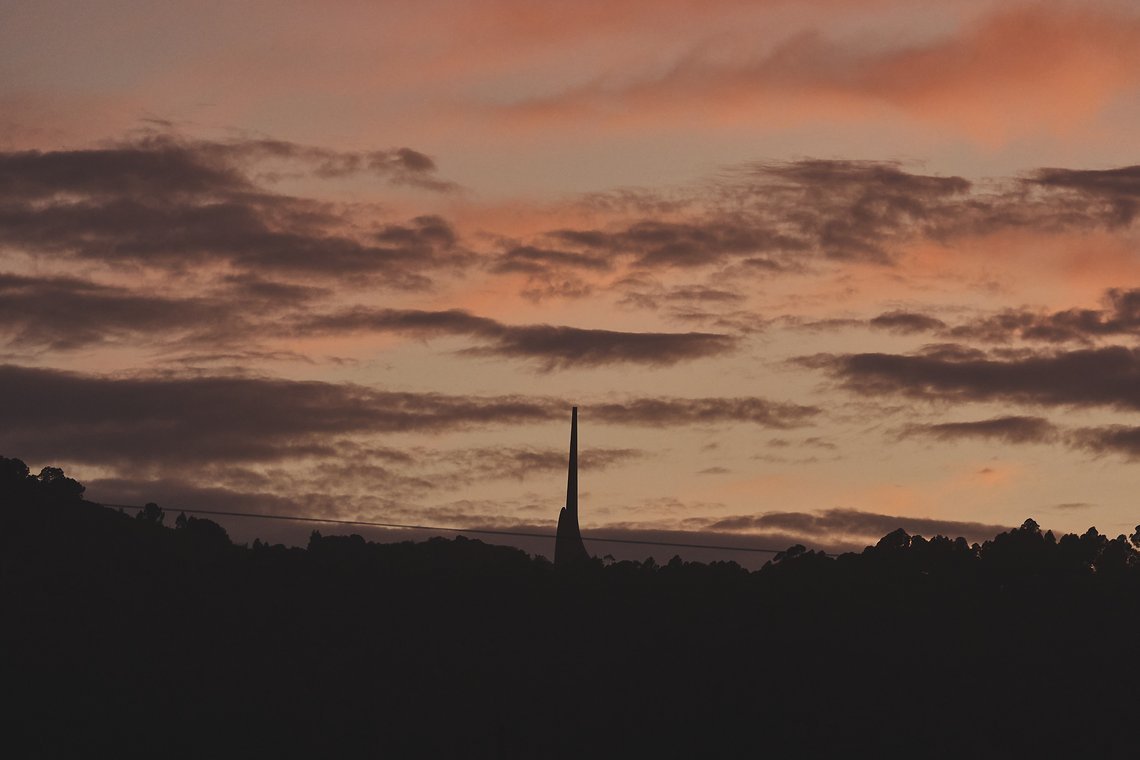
[
  {"left": 899, "top": 416, "right": 1060, "bottom": 445},
  {"left": 700, "top": 507, "right": 1012, "bottom": 546},
  {"left": 0, "top": 365, "right": 815, "bottom": 467},
  {"left": 808, "top": 345, "right": 1140, "bottom": 411},
  {"left": 0, "top": 136, "right": 464, "bottom": 286},
  {"left": 497, "top": 6, "right": 1140, "bottom": 143},
  {"left": 297, "top": 307, "right": 738, "bottom": 369}
]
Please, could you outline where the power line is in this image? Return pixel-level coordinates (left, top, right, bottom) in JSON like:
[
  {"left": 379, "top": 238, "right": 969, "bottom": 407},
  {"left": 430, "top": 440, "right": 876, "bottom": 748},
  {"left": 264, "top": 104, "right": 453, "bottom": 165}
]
[{"left": 100, "top": 502, "right": 830, "bottom": 556}]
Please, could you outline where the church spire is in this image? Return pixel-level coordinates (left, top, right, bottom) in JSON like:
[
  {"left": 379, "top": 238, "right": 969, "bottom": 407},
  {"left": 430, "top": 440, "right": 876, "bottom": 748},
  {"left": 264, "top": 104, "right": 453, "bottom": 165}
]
[
  {"left": 565, "top": 406, "right": 578, "bottom": 521},
  {"left": 555, "top": 406, "right": 589, "bottom": 565}
]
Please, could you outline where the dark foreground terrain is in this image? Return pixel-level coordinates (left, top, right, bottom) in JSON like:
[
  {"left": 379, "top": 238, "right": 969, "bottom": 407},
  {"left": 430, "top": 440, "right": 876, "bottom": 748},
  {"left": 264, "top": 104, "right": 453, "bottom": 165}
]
[{"left": 3, "top": 456, "right": 1139, "bottom": 758}]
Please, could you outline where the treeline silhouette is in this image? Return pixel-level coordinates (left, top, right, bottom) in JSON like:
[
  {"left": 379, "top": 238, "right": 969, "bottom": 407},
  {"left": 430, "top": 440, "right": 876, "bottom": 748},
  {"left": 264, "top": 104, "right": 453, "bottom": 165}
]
[{"left": 3, "top": 455, "right": 1139, "bottom": 758}]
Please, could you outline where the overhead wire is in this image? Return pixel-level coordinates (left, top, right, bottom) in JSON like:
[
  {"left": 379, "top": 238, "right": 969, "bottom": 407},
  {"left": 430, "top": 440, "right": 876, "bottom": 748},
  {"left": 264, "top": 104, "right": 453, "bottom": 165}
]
[{"left": 99, "top": 502, "right": 838, "bottom": 557}]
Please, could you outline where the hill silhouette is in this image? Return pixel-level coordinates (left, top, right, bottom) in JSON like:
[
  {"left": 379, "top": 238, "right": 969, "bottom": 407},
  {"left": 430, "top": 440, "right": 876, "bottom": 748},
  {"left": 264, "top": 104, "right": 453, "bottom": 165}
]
[{"left": 3, "top": 455, "right": 1139, "bottom": 757}]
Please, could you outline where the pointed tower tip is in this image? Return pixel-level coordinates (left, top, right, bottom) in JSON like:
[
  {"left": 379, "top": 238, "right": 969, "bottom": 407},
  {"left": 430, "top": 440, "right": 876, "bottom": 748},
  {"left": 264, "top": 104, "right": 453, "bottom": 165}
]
[{"left": 555, "top": 403, "right": 588, "bottom": 565}]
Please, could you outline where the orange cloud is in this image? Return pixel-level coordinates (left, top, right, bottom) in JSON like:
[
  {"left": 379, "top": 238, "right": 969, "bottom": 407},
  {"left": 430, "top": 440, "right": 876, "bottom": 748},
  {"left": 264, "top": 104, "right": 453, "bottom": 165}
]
[
  {"left": 861, "top": 6, "right": 1140, "bottom": 143},
  {"left": 902, "top": 228, "right": 1140, "bottom": 311},
  {"left": 497, "top": 5, "right": 1140, "bottom": 145}
]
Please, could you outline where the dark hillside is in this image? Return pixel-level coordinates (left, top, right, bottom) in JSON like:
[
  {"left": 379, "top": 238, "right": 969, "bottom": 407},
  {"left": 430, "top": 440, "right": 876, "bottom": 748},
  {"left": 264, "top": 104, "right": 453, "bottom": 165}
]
[{"left": 3, "top": 456, "right": 1138, "bottom": 758}]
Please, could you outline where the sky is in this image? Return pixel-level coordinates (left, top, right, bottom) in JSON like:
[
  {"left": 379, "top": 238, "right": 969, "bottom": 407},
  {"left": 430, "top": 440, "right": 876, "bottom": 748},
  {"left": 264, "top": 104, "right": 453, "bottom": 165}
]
[{"left": 3, "top": 0, "right": 1140, "bottom": 561}]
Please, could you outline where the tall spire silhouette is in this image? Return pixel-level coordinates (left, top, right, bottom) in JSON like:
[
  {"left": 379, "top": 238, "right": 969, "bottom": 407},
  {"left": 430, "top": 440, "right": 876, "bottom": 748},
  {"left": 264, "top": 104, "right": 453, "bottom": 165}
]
[{"left": 555, "top": 406, "right": 589, "bottom": 566}]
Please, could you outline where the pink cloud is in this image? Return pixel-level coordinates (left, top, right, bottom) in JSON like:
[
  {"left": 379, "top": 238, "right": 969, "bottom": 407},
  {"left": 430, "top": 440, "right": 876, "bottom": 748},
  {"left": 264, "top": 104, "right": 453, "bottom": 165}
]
[{"left": 496, "top": 5, "right": 1140, "bottom": 145}]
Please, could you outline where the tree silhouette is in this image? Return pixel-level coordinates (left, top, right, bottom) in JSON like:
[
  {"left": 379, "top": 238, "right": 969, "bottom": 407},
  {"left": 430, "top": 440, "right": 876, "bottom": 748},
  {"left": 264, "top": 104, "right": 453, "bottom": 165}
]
[
  {"left": 174, "top": 510, "right": 231, "bottom": 548},
  {"left": 0, "top": 455, "right": 30, "bottom": 486},
  {"left": 136, "top": 502, "right": 165, "bottom": 525},
  {"left": 36, "top": 465, "right": 85, "bottom": 500}
]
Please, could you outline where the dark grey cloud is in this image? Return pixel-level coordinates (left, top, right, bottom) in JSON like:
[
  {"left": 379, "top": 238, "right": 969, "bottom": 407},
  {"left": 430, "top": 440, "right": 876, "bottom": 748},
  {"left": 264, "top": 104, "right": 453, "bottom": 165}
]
[
  {"left": 579, "top": 525, "right": 868, "bottom": 564},
  {"left": 142, "top": 135, "right": 454, "bottom": 190},
  {"left": 760, "top": 159, "right": 971, "bottom": 197},
  {"left": 0, "top": 135, "right": 454, "bottom": 199},
  {"left": 589, "top": 397, "right": 818, "bottom": 428},
  {"left": 536, "top": 160, "right": 974, "bottom": 276},
  {"left": 664, "top": 308, "right": 769, "bottom": 334},
  {"left": 491, "top": 245, "right": 611, "bottom": 274},
  {"left": 82, "top": 475, "right": 479, "bottom": 546},
  {"left": 753, "top": 160, "right": 972, "bottom": 262},
  {"left": 0, "top": 139, "right": 249, "bottom": 200},
  {"left": 487, "top": 243, "right": 611, "bottom": 303},
  {"left": 1069, "top": 425, "right": 1140, "bottom": 460},
  {"left": 869, "top": 310, "right": 947, "bottom": 334},
  {"left": 615, "top": 276, "right": 764, "bottom": 332},
  {"left": 765, "top": 288, "right": 1140, "bottom": 346},
  {"left": 0, "top": 364, "right": 813, "bottom": 468},
  {"left": 327, "top": 444, "right": 644, "bottom": 492},
  {"left": 518, "top": 274, "right": 595, "bottom": 302},
  {"left": 618, "top": 283, "right": 746, "bottom": 313},
  {"left": 162, "top": 350, "right": 317, "bottom": 368},
  {"left": 781, "top": 316, "right": 863, "bottom": 333},
  {"left": 523, "top": 160, "right": 1140, "bottom": 290},
  {"left": 87, "top": 444, "right": 643, "bottom": 513},
  {"left": 950, "top": 310, "right": 1095, "bottom": 345},
  {"left": 0, "top": 136, "right": 465, "bottom": 285},
  {"left": 779, "top": 287, "right": 1140, "bottom": 345},
  {"left": 549, "top": 218, "right": 811, "bottom": 270},
  {"left": 0, "top": 200, "right": 465, "bottom": 285},
  {"left": 303, "top": 307, "right": 498, "bottom": 335},
  {"left": 216, "top": 272, "right": 329, "bottom": 306},
  {"left": 0, "top": 272, "right": 221, "bottom": 350},
  {"left": 664, "top": 286, "right": 745, "bottom": 304},
  {"left": 0, "top": 271, "right": 327, "bottom": 351},
  {"left": 812, "top": 345, "right": 1140, "bottom": 411},
  {"left": 0, "top": 364, "right": 556, "bottom": 467},
  {"left": 1028, "top": 165, "right": 1140, "bottom": 226},
  {"left": 86, "top": 476, "right": 339, "bottom": 519},
  {"left": 8, "top": 146, "right": 1139, "bottom": 313},
  {"left": 900, "top": 416, "right": 1060, "bottom": 445},
  {"left": 621, "top": 220, "right": 808, "bottom": 268},
  {"left": 298, "top": 307, "right": 737, "bottom": 368},
  {"left": 268, "top": 143, "right": 455, "bottom": 191},
  {"left": 485, "top": 245, "right": 609, "bottom": 303},
  {"left": 761, "top": 436, "right": 837, "bottom": 456},
  {"left": 703, "top": 507, "right": 1011, "bottom": 546},
  {"left": 948, "top": 288, "right": 1140, "bottom": 345},
  {"left": 415, "top": 446, "right": 644, "bottom": 485},
  {"left": 887, "top": 411, "right": 1140, "bottom": 464},
  {"left": 471, "top": 325, "right": 735, "bottom": 369},
  {"left": 911, "top": 343, "right": 989, "bottom": 362}
]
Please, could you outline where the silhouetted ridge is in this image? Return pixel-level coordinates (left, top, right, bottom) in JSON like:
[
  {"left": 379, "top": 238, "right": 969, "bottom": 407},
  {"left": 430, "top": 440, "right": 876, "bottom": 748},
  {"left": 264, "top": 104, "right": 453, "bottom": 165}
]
[{"left": 3, "top": 454, "right": 1140, "bottom": 757}]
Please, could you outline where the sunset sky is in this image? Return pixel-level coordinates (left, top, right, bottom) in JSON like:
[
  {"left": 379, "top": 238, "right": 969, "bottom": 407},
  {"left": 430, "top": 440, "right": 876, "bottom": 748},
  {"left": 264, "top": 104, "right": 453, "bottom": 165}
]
[{"left": 3, "top": 0, "right": 1140, "bottom": 559}]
